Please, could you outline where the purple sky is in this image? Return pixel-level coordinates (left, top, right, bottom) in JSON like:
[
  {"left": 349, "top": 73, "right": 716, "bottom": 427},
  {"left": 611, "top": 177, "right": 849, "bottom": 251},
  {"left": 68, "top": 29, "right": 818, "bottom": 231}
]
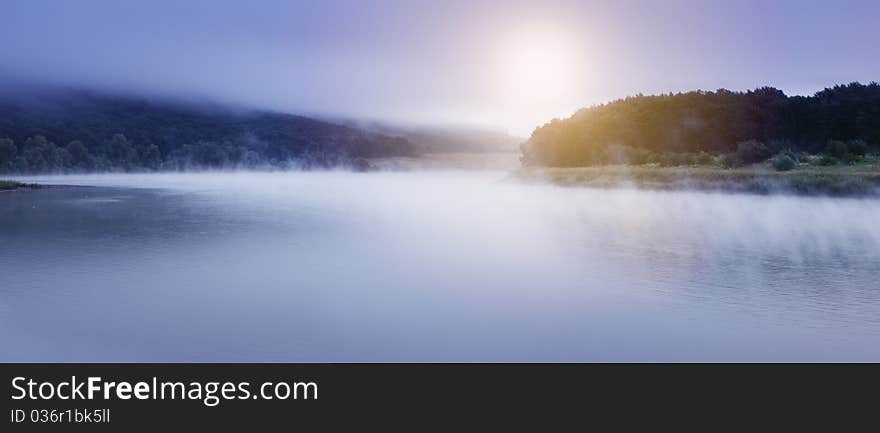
[{"left": 2, "top": 0, "right": 878, "bottom": 136}]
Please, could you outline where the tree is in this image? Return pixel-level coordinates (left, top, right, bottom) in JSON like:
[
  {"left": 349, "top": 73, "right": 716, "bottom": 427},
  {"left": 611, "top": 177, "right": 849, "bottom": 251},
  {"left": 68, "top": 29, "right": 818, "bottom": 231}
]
[
  {"left": 193, "top": 141, "right": 228, "bottom": 167},
  {"left": 104, "top": 134, "right": 139, "bottom": 170},
  {"left": 826, "top": 140, "right": 848, "bottom": 158},
  {"left": 521, "top": 83, "right": 880, "bottom": 167},
  {"left": 21, "top": 136, "right": 55, "bottom": 172},
  {"left": 46, "top": 146, "right": 71, "bottom": 170},
  {"left": 735, "top": 140, "right": 773, "bottom": 164},
  {"left": 771, "top": 154, "right": 797, "bottom": 171},
  {"left": 66, "top": 140, "right": 94, "bottom": 170},
  {"left": 0, "top": 89, "right": 420, "bottom": 173},
  {"left": 137, "top": 143, "right": 162, "bottom": 170},
  {"left": 0, "top": 138, "right": 17, "bottom": 170}
]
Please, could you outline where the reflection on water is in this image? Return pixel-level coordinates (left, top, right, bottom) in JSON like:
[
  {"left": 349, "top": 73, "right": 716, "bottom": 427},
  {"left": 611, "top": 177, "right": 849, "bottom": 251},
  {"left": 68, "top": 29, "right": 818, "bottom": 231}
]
[{"left": 1, "top": 172, "right": 879, "bottom": 361}]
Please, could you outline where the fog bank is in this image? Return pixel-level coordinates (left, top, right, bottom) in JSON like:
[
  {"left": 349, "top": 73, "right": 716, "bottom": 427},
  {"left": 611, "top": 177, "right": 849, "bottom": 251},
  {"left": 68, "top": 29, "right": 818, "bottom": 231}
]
[{"left": 2, "top": 171, "right": 879, "bottom": 361}]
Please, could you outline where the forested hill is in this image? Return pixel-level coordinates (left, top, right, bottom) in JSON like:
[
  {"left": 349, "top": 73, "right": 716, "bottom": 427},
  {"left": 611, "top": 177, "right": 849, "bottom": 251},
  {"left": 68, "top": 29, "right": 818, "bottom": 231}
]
[
  {"left": 521, "top": 82, "right": 880, "bottom": 167},
  {"left": 0, "top": 89, "right": 417, "bottom": 173}
]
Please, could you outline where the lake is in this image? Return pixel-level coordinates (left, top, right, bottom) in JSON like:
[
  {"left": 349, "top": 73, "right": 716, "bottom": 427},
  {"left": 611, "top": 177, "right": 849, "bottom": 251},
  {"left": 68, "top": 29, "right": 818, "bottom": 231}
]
[{"left": 2, "top": 171, "right": 879, "bottom": 361}]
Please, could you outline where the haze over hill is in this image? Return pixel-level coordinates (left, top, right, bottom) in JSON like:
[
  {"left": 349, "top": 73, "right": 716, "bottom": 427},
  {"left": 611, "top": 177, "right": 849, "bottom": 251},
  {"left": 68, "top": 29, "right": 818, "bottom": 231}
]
[
  {"left": 0, "top": 86, "right": 418, "bottom": 173},
  {"left": 5, "top": 1, "right": 876, "bottom": 138},
  {"left": 339, "top": 120, "right": 523, "bottom": 153}
]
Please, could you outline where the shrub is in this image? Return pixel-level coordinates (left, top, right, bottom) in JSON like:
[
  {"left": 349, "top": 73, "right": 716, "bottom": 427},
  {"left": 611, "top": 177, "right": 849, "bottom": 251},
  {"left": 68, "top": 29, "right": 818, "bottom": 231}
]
[
  {"left": 658, "top": 153, "right": 690, "bottom": 167},
  {"left": 826, "top": 140, "right": 848, "bottom": 158},
  {"left": 735, "top": 140, "right": 772, "bottom": 164},
  {"left": 847, "top": 139, "right": 868, "bottom": 156},
  {"left": 719, "top": 153, "right": 741, "bottom": 169},
  {"left": 842, "top": 153, "right": 862, "bottom": 165},
  {"left": 782, "top": 149, "right": 799, "bottom": 160},
  {"left": 627, "top": 148, "right": 658, "bottom": 165},
  {"left": 771, "top": 154, "right": 797, "bottom": 171},
  {"left": 691, "top": 151, "right": 714, "bottom": 165},
  {"left": 652, "top": 151, "right": 715, "bottom": 167},
  {"left": 815, "top": 155, "right": 839, "bottom": 166}
]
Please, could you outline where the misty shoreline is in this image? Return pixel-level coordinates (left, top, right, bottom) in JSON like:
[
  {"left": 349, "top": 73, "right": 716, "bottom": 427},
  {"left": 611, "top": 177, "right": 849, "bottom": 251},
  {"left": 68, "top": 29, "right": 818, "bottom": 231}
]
[
  {"left": 0, "top": 180, "right": 40, "bottom": 191},
  {"left": 5, "top": 163, "right": 880, "bottom": 198},
  {"left": 514, "top": 165, "right": 880, "bottom": 197}
]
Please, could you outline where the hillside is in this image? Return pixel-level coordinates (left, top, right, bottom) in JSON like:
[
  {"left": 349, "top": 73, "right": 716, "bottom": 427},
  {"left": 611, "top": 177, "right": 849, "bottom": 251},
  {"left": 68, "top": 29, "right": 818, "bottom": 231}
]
[
  {"left": 0, "top": 88, "right": 418, "bottom": 173},
  {"left": 521, "top": 82, "right": 880, "bottom": 167}
]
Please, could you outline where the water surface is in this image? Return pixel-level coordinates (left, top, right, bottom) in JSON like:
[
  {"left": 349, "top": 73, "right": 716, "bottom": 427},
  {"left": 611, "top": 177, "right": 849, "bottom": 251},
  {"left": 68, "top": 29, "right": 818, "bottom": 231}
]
[{"left": 2, "top": 172, "right": 879, "bottom": 361}]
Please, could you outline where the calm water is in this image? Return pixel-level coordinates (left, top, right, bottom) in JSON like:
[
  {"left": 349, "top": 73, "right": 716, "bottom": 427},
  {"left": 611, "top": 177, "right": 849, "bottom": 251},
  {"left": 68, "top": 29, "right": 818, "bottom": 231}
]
[{"left": 2, "top": 171, "right": 879, "bottom": 361}]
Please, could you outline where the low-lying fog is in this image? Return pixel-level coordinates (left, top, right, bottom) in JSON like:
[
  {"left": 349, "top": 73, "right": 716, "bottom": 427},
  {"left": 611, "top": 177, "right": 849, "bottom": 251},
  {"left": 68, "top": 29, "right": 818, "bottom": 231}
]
[{"left": 2, "top": 171, "right": 879, "bottom": 361}]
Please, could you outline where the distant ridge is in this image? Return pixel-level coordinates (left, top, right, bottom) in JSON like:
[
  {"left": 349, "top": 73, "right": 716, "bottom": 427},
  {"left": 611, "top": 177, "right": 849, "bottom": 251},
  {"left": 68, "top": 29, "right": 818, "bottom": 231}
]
[{"left": 0, "top": 87, "right": 418, "bottom": 173}]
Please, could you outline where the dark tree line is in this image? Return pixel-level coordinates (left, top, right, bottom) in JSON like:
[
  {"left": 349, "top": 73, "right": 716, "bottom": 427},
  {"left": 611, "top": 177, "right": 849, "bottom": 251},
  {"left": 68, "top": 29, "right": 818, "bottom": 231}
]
[
  {"left": 521, "top": 82, "right": 880, "bottom": 167},
  {"left": 0, "top": 89, "right": 418, "bottom": 173}
]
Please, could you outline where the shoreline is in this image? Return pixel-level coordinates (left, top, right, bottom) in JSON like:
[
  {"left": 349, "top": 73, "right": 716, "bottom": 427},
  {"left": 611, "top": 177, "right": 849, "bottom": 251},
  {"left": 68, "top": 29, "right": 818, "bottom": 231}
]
[
  {"left": 514, "top": 165, "right": 880, "bottom": 197},
  {"left": 6, "top": 163, "right": 880, "bottom": 198},
  {"left": 0, "top": 181, "right": 28, "bottom": 191},
  {"left": 0, "top": 180, "right": 52, "bottom": 191}
]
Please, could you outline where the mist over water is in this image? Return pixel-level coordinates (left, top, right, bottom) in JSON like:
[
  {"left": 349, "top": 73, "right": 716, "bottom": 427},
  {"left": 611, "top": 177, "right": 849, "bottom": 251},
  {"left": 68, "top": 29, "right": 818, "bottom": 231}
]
[{"left": 2, "top": 171, "right": 879, "bottom": 361}]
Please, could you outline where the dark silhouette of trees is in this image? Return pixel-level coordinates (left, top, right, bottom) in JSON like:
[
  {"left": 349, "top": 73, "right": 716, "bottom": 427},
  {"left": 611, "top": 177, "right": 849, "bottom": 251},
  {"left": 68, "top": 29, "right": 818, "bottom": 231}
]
[
  {"left": 18, "top": 136, "right": 72, "bottom": 172},
  {"left": 771, "top": 153, "right": 797, "bottom": 171},
  {"left": 735, "top": 140, "right": 773, "bottom": 165},
  {"left": 0, "top": 89, "right": 418, "bottom": 173},
  {"left": 522, "top": 82, "right": 880, "bottom": 167},
  {"left": 0, "top": 138, "right": 16, "bottom": 171},
  {"left": 65, "top": 140, "right": 92, "bottom": 170}
]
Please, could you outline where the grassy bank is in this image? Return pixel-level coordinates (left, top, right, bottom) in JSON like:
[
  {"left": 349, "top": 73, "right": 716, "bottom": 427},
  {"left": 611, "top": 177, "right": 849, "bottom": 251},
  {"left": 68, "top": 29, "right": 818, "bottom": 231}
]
[
  {"left": 515, "top": 164, "right": 880, "bottom": 197},
  {"left": 0, "top": 180, "right": 25, "bottom": 190},
  {"left": 0, "top": 180, "right": 43, "bottom": 191}
]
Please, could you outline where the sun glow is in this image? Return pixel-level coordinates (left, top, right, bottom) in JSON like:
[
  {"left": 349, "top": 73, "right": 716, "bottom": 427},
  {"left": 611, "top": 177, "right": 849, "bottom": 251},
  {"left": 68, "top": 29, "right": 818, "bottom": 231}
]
[
  {"left": 492, "top": 26, "right": 586, "bottom": 136},
  {"left": 499, "top": 28, "right": 581, "bottom": 103}
]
